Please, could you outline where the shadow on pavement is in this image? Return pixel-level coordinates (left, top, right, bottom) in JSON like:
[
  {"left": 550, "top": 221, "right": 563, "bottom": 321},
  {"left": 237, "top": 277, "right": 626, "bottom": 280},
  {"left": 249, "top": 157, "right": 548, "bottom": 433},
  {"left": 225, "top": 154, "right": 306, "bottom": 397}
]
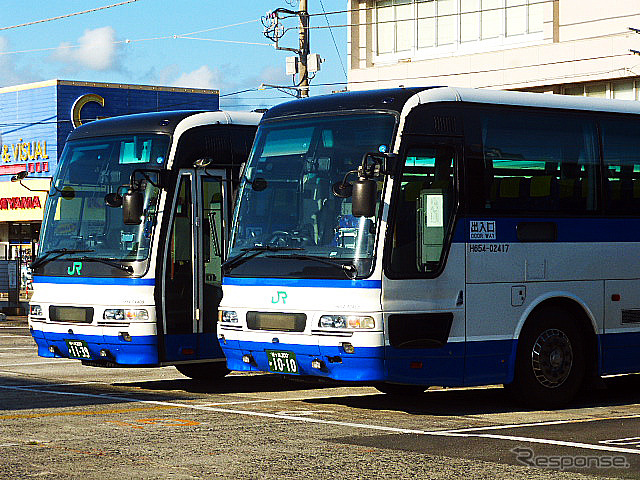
[
  {"left": 0, "top": 372, "right": 341, "bottom": 412},
  {"left": 305, "top": 374, "right": 640, "bottom": 416},
  {"left": 117, "top": 373, "right": 342, "bottom": 395}
]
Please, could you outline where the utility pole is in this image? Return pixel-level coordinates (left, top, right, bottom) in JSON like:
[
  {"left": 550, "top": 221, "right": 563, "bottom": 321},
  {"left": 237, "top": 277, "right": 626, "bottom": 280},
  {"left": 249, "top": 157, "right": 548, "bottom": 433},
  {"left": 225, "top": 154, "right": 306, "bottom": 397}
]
[
  {"left": 262, "top": 1, "right": 321, "bottom": 98},
  {"left": 298, "top": 0, "right": 309, "bottom": 97}
]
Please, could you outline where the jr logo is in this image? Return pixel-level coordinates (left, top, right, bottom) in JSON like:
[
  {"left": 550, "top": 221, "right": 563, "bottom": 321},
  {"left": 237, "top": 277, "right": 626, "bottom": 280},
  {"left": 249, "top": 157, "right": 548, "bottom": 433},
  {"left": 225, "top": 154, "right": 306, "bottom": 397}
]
[
  {"left": 271, "top": 291, "right": 287, "bottom": 304},
  {"left": 67, "top": 262, "right": 83, "bottom": 276}
]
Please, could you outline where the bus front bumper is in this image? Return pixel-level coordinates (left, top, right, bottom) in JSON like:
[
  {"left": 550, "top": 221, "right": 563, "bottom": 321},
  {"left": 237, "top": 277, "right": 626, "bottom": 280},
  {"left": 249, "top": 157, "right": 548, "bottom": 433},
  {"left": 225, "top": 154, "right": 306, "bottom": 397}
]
[
  {"left": 219, "top": 338, "right": 386, "bottom": 382},
  {"left": 30, "top": 326, "right": 159, "bottom": 366}
]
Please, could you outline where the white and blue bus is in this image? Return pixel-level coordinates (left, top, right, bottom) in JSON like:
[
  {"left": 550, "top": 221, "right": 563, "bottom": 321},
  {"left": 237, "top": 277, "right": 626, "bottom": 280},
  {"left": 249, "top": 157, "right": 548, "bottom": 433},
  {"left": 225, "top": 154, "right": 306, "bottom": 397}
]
[
  {"left": 218, "top": 87, "right": 640, "bottom": 406},
  {"left": 27, "top": 110, "right": 261, "bottom": 379}
]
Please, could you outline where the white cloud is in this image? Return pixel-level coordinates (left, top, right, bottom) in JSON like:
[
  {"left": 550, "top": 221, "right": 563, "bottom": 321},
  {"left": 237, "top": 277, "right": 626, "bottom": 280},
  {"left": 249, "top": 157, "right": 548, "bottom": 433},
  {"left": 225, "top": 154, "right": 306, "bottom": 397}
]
[
  {"left": 173, "top": 65, "right": 217, "bottom": 90},
  {"left": 172, "top": 64, "right": 289, "bottom": 94},
  {"left": 256, "top": 65, "right": 288, "bottom": 86},
  {"left": 0, "top": 36, "right": 39, "bottom": 87},
  {"left": 53, "top": 26, "right": 119, "bottom": 71}
]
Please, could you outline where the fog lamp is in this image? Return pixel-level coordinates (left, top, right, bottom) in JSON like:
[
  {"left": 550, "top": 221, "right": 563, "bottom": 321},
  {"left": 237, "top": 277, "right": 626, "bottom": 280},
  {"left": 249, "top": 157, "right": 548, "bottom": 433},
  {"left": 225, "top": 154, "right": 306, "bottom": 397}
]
[
  {"left": 242, "top": 354, "right": 254, "bottom": 364},
  {"left": 341, "top": 342, "right": 355, "bottom": 354},
  {"left": 311, "top": 358, "right": 325, "bottom": 370}
]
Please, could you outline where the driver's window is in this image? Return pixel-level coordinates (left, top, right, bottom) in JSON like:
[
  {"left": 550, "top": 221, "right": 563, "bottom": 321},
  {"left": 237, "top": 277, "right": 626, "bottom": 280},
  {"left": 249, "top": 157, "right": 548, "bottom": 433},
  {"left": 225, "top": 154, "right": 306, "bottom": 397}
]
[{"left": 389, "top": 146, "right": 456, "bottom": 276}]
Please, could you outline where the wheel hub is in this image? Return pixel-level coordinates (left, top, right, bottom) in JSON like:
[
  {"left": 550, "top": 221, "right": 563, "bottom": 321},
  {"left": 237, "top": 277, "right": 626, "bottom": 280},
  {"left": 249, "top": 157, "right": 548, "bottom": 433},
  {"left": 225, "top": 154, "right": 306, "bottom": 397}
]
[{"left": 531, "top": 328, "right": 573, "bottom": 388}]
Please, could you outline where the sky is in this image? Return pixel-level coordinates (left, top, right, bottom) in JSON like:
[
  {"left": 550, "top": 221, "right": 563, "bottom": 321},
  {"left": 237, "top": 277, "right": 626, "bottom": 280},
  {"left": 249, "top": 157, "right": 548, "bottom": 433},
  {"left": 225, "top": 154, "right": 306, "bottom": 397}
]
[{"left": 0, "top": 0, "right": 349, "bottom": 111}]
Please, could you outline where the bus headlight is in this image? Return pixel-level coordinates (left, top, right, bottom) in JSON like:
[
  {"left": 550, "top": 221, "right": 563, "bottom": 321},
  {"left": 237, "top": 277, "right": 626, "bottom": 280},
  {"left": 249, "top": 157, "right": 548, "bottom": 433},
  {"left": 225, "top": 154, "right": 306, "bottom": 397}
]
[
  {"left": 30, "top": 304, "right": 43, "bottom": 317},
  {"left": 319, "top": 315, "right": 375, "bottom": 329},
  {"left": 103, "top": 309, "right": 149, "bottom": 321},
  {"left": 218, "top": 310, "right": 239, "bottom": 323}
]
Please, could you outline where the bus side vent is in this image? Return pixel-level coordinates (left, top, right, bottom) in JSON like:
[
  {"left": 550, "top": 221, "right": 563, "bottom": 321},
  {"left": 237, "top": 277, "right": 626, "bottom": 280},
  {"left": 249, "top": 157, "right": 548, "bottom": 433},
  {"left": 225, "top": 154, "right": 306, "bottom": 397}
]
[
  {"left": 433, "top": 116, "right": 456, "bottom": 135},
  {"left": 388, "top": 313, "right": 453, "bottom": 349},
  {"left": 622, "top": 309, "right": 640, "bottom": 324}
]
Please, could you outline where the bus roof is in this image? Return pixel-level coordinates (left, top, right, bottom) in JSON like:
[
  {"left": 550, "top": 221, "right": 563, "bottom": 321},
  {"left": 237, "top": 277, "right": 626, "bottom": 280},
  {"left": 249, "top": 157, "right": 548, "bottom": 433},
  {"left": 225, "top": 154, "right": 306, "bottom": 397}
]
[
  {"left": 417, "top": 86, "right": 640, "bottom": 115},
  {"left": 262, "top": 86, "right": 640, "bottom": 122},
  {"left": 68, "top": 110, "right": 262, "bottom": 141},
  {"left": 261, "top": 87, "right": 430, "bottom": 120}
]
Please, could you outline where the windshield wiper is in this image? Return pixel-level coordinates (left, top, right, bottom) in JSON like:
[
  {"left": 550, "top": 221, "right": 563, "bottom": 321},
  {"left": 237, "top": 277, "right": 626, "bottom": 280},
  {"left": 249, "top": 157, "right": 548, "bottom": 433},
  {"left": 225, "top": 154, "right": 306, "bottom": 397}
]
[
  {"left": 268, "top": 253, "right": 358, "bottom": 279},
  {"left": 75, "top": 257, "right": 134, "bottom": 274},
  {"left": 31, "top": 249, "right": 95, "bottom": 269},
  {"left": 222, "top": 245, "right": 303, "bottom": 273}
]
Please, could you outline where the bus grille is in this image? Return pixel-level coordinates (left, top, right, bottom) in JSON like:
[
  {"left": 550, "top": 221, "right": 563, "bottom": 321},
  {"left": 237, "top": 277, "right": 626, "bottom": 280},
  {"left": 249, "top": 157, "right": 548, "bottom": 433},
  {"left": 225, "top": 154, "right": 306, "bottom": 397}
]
[
  {"left": 49, "top": 306, "right": 94, "bottom": 324},
  {"left": 246, "top": 312, "right": 306, "bottom": 332}
]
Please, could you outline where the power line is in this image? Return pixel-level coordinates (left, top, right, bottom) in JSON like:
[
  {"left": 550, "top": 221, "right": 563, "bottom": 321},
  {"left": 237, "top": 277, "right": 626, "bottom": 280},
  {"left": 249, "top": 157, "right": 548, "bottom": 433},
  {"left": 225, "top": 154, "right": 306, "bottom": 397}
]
[
  {"left": 179, "top": 19, "right": 260, "bottom": 37},
  {"left": 319, "top": 0, "right": 347, "bottom": 82},
  {"left": 303, "top": 51, "right": 635, "bottom": 91},
  {"left": 175, "top": 36, "right": 272, "bottom": 47},
  {"left": 280, "top": 0, "right": 555, "bottom": 22},
  {"left": 0, "top": 1, "right": 140, "bottom": 32},
  {"left": 0, "top": 18, "right": 272, "bottom": 57}
]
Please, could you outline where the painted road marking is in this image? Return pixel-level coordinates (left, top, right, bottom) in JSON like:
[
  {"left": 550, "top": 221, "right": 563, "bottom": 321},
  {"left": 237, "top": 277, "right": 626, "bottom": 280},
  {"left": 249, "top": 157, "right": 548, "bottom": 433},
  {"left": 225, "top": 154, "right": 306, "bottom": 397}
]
[
  {"left": 107, "top": 418, "right": 200, "bottom": 429},
  {"left": 601, "top": 437, "right": 640, "bottom": 447},
  {"left": 439, "top": 414, "right": 640, "bottom": 434},
  {"left": 1, "top": 384, "right": 640, "bottom": 456},
  {"left": 0, "top": 404, "right": 177, "bottom": 420},
  {"left": 0, "top": 335, "right": 32, "bottom": 338},
  {"left": 197, "top": 391, "right": 377, "bottom": 407},
  {"left": 16, "top": 381, "right": 99, "bottom": 388},
  {"left": 0, "top": 326, "right": 30, "bottom": 329},
  {"left": 0, "top": 360, "right": 77, "bottom": 367},
  {"left": 0, "top": 347, "right": 37, "bottom": 350}
]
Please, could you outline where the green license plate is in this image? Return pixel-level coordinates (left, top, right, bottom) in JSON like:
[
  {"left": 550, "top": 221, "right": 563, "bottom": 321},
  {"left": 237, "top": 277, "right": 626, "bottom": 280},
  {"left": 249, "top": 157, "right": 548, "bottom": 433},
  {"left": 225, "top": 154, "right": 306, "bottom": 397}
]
[
  {"left": 266, "top": 350, "right": 299, "bottom": 374},
  {"left": 64, "top": 339, "right": 91, "bottom": 359}
]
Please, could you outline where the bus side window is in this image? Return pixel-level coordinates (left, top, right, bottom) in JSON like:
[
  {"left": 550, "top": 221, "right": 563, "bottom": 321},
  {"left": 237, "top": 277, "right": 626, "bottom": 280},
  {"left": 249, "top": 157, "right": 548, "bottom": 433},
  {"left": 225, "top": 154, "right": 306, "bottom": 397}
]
[
  {"left": 478, "top": 109, "right": 598, "bottom": 214},
  {"left": 601, "top": 118, "right": 640, "bottom": 214}
]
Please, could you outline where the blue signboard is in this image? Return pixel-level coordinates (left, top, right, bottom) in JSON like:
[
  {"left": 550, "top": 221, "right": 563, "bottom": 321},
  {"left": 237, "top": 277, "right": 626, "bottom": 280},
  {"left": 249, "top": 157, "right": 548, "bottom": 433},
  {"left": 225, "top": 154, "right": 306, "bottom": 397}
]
[{"left": 0, "top": 80, "right": 219, "bottom": 181}]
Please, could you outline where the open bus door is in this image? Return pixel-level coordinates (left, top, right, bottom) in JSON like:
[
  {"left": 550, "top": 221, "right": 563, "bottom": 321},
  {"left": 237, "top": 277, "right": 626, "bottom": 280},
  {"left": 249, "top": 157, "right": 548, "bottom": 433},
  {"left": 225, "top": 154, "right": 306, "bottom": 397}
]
[{"left": 161, "top": 168, "right": 229, "bottom": 378}]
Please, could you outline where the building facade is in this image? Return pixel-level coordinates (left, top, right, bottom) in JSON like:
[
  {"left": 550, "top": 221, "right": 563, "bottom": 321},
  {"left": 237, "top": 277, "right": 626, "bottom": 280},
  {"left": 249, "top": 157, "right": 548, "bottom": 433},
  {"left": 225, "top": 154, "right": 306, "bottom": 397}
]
[
  {"left": 348, "top": 0, "right": 640, "bottom": 97},
  {"left": 0, "top": 80, "right": 219, "bottom": 269}
]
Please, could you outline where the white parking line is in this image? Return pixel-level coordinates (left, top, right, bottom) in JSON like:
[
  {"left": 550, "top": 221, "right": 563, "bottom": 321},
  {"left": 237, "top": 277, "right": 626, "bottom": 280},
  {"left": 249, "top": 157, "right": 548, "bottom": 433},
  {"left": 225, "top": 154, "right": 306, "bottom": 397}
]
[
  {"left": 17, "top": 382, "right": 99, "bottom": 388},
  {"left": 0, "top": 360, "right": 77, "bottom": 367},
  {"left": 0, "top": 326, "right": 30, "bottom": 329},
  {"left": 0, "top": 347, "right": 36, "bottom": 350},
  {"left": 0, "top": 384, "right": 639, "bottom": 455},
  {"left": 440, "top": 414, "right": 640, "bottom": 434},
  {"left": 0, "top": 335, "right": 32, "bottom": 338},
  {"left": 197, "top": 391, "right": 378, "bottom": 407},
  {"left": 601, "top": 437, "right": 640, "bottom": 447}
]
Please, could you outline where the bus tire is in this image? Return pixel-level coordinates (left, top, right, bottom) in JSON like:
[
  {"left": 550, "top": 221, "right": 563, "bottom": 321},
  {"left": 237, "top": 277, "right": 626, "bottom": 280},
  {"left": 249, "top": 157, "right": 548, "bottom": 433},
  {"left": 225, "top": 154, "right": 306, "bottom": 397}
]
[
  {"left": 374, "top": 383, "right": 427, "bottom": 396},
  {"left": 175, "top": 362, "right": 229, "bottom": 381},
  {"left": 509, "top": 308, "right": 585, "bottom": 408}
]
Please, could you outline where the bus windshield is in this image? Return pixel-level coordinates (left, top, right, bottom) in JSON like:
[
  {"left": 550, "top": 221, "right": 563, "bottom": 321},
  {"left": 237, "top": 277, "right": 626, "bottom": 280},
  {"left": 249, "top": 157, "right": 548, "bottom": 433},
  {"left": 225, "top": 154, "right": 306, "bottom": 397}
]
[
  {"left": 39, "top": 134, "right": 170, "bottom": 263},
  {"left": 229, "top": 113, "right": 396, "bottom": 278}
]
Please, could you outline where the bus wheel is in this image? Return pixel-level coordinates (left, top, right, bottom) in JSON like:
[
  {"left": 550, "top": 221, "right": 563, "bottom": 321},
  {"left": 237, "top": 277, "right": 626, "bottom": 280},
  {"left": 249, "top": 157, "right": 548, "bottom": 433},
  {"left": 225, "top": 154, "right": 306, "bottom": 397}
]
[
  {"left": 510, "top": 309, "right": 585, "bottom": 408},
  {"left": 374, "top": 383, "right": 427, "bottom": 396},
  {"left": 175, "top": 362, "right": 229, "bottom": 381}
]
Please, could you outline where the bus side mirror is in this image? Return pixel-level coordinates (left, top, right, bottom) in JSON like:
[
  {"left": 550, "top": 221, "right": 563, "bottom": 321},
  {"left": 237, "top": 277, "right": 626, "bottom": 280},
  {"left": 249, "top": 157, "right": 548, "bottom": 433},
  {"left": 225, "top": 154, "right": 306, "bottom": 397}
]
[
  {"left": 351, "top": 177, "right": 377, "bottom": 217},
  {"left": 123, "top": 190, "right": 144, "bottom": 225}
]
